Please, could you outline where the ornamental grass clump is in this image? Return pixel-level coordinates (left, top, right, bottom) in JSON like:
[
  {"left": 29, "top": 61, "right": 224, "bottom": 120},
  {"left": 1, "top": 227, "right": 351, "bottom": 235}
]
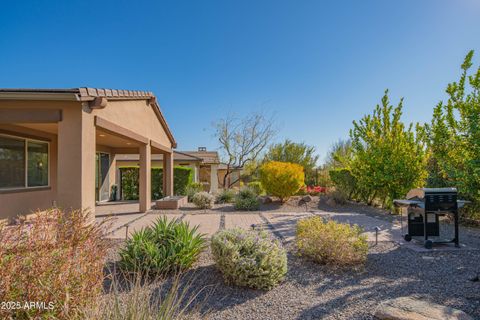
[
  {"left": 296, "top": 216, "right": 368, "bottom": 266},
  {"left": 0, "top": 208, "right": 109, "bottom": 319},
  {"left": 119, "top": 217, "right": 206, "bottom": 275},
  {"left": 211, "top": 228, "right": 287, "bottom": 290},
  {"left": 234, "top": 187, "right": 260, "bottom": 211},
  {"left": 192, "top": 191, "right": 215, "bottom": 209},
  {"left": 216, "top": 188, "right": 236, "bottom": 204}
]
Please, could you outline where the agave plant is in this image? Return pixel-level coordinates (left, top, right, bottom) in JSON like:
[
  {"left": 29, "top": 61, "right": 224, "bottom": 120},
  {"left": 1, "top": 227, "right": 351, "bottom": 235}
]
[{"left": 119, "top": 217, "right": 206, "bottom": 275}]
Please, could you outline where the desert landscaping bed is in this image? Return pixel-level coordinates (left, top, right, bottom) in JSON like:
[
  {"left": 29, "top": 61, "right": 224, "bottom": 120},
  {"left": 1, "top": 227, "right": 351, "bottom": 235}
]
[{"left": 103, "top": 200, "right": 480, "bottom": 320}]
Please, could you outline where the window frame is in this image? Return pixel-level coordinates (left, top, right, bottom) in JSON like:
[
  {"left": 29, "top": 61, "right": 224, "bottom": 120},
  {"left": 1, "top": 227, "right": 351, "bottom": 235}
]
[{"left": 0, "top": 133, "right": 50, "bottom": 191}]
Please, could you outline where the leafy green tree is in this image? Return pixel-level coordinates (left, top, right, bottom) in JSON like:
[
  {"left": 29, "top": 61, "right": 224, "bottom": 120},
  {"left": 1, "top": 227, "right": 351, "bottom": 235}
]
[
  {"left": 263, "top": 139, "right": 319, "bottom": 184},
  {"left": 427, "top": 50, "right": 480, "bottom": 218},
  {"left": 349, "top": 90, "right": 428, "bottom": 208},
  {"left": 325, "top": 139, "right": 353, "bottom": 169}
]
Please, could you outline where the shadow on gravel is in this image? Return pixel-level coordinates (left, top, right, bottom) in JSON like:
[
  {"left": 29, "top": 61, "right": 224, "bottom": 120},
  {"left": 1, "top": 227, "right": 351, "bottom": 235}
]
[{"left": 295, "top": 244, "right": 480, "bottom": 319}]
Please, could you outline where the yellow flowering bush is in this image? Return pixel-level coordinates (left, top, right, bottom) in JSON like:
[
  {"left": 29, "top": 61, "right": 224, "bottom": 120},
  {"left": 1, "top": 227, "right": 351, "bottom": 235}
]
[
  {"left": 296, "top": 216, "right": 368, "bottom": 266},
  {"left": 259, "top": 161, "right": 304, "bottom": 202}
]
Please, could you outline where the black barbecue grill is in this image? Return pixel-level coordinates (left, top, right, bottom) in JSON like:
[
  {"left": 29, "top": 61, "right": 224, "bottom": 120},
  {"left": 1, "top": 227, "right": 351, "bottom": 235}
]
[{"left": 393, "top": 188, "right": 469, "bottom": 249}]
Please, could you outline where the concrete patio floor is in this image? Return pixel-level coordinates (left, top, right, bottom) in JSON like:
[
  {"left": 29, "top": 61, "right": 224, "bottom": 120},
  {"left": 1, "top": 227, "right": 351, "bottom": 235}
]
[
  {"left": 96, "top": 207, "right": 479, "bottom": 253},
  {"left": 97, "top": 208, "right": 401, "bottom": 242}
]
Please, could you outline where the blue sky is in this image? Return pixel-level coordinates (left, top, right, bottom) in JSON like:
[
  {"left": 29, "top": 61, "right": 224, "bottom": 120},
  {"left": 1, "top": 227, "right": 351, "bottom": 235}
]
[{"left": 1, "top": 1, "right": 479, "bottom": 163}]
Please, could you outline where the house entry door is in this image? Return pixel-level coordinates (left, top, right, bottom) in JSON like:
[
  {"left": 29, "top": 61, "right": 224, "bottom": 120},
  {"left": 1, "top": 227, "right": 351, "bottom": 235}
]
[{"left": 95, "top": 152, "right": 110, "bottom": 202}]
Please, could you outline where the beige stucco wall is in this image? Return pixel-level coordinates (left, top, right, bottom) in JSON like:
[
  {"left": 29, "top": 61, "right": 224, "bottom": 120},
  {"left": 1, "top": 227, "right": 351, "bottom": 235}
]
[
  {"left": 0, "top": 97, "right": 174, "bottom": 220},
  {"left": 91, "top": 100, "right": 172, "bottom": 148}
]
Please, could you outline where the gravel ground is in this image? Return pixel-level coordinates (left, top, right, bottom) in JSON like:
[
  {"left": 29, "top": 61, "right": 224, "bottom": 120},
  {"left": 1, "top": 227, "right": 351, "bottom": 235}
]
[{"left": 103, "top": 201, "right": 480, "bottom": 320}]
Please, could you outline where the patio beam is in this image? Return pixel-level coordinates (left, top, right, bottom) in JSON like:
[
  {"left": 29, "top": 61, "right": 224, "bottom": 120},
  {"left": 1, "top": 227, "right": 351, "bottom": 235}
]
[
  {"left": 94, "top": 116, "right": 149, "bottom": 145},
  {"left": 0, "top": 108, "right": 62, "bottom": 123},
  {"left": 150, "top": 139, "right": 171, "bottom": 153}
]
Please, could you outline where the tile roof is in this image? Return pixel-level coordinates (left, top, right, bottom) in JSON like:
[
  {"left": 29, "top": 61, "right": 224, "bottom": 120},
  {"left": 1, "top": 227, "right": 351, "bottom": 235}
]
[
  {"left": 0, "top": 87, "right": 176, "bottom": 148},
  {"left": 180, "top": 151, "right": 220, "bottom": 164}
]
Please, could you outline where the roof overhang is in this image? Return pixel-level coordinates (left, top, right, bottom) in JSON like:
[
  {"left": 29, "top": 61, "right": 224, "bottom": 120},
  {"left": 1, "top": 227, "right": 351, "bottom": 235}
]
[{"left": 0, "top": 87, "right": 177, "bottom": 148}]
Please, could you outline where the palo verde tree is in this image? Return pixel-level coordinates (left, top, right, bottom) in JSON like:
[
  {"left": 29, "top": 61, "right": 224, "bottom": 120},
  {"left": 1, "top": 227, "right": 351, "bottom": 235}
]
[
  {"left": 427, "top": 50, "right": 480, "bottom": 218},
  {"left": 214, "top": 112, "right": 276, "bottom": 188},
  {"left": 263, "top": 139, "right": 319, "bottom": 185},
  {"left": 349, "top": 90, "right": 428, "bottom": 208}
]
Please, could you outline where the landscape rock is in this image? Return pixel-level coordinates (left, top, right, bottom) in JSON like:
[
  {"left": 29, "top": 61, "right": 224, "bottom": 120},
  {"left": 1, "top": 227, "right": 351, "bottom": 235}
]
[
  {"left": 374, "top": 296, "right": 473, "bottom": 320},
  {"left": 302, "top": 195, "right": 313, "bottom": 203},
  {"left": 260, "top": 196, "right": 273, "bottom": 204},
  {"left": 326, "top": 198, "right": 336, "bottom": 207}
]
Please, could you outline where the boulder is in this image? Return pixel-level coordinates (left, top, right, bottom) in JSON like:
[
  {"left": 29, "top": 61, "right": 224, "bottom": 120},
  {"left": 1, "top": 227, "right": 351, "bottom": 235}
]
[
  {"left": 260, "top": 196, "right": 273, "bottom": 204},
  {"left": 302, "top": 195, "right": 313, "bottom": 203},
  {"left": 374, "top": 297, "right": 473, "bottom": 320},
  {"left": 326, "top": 198, "right": 336, "bottom": 207}
]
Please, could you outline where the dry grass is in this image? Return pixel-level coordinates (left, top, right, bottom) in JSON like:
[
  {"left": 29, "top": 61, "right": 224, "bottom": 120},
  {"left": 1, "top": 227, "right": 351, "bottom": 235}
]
[
  {"left": 81, "top": 271, "right": 210, "bottom": 320},
  {"left": 0, "top": 208, "right": 110, "bottom": 319}
]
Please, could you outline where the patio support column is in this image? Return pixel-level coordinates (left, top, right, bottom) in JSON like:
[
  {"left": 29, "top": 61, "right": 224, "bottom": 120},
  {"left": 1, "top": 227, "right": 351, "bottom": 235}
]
[
  {"left": 57, "top": 105, "right": 96, "bottom": 216},
  {"left": 210, "top": 164, "right": 218, "bottom": 193},
  {"left": 139, "top": 143, "right": 151, "bottom": 212},
  {"left": 163, "top": 151, "right": 174, "bottom": 196}
]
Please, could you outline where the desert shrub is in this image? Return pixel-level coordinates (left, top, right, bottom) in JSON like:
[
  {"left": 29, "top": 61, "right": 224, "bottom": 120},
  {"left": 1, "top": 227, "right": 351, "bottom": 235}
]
[
  {"left": 234, "top": 187, "right": 260, "bottom": 211},
  {"left": 186, "top": 182, "right": 204, "bottom": 202},
  {"left": 259, "top": 161, "right": 304, "bottom": 202},
  {"left": 296, "top": 216, "right": 368, "bottom": 266},
  {"left": 119, "top": 217, "right": 206, "bottom": 275},
  {"left": 247, "top": 181, "right": 264, "bottom": 195},
  {"left": 211, "top": 228, "right": 287, "bottom": 290},
  {"left": 328, "top": 189, "right": 348, "bottom": 205},
  {"left": 216, "top": 188, "right": 236, "bottom": 204},
  {"left": 192, "top": 191, "right": 215, "bottom": 209},
  {"left": 0, "top": 209, "right": 108, "bottom": 319}
]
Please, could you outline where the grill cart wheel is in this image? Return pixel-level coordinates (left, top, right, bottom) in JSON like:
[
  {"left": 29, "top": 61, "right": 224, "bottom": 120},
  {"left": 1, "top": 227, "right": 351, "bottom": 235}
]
[
  {"left": 404, "top": 234, "right": 412, "bottom": 242},
  {"left": 424, "top": 240, "right": 433, "bottom": 249}
]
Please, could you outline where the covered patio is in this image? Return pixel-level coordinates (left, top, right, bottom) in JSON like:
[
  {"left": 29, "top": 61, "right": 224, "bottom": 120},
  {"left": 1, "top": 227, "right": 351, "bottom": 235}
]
[{"left": 0, "top": 88, "right": 176, "bottom": 220}]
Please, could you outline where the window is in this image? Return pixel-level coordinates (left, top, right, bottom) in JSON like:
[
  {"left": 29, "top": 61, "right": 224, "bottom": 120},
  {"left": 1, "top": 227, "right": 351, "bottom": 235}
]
[{"left": 0, "top": 134, "right": 49, "bottom": 189}]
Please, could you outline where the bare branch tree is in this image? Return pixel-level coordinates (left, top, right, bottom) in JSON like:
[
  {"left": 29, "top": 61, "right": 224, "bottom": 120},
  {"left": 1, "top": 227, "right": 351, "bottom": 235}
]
[{"left": 214, "top": 112, "right": 276, "bottom": 188}]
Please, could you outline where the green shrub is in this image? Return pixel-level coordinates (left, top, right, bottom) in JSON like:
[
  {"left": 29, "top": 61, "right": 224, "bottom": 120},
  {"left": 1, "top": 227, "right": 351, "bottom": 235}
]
[
  {"left": 120, "top": 166, "right": 194, "bottom": 200},
  {"left": 259, "top": 161, "right": 305, "bottom": 202},
  {"left": 234, "top": 187, "right": 260, "bottom": 211},
  {"left": 119, "top": 217, "right": 206, "bottom": 275},
  {"left": 192, "top": 192, "right": 215, "bottom": 209},
  {"left": 329, "top": 168, "right": 356, "bottom": 199},
  {"left": 211, "top": 228, "right": 287, "bottom": 290},
  {"left": 247, "top": 181, "right": 264, "bottom": 196},
  {"left": 121, "top": 167, "right": 140, "bottom": 200},
  {"left": 173, "top": 167, "right": 194, "bottom": 196},
  {"left": 296, "top": 216, "right": 368, "bottom": 266},
  {"left": 186, "top": 182, "right": 203, "bottom": 202},
  {"left": 216, "top": 188, "right": 236, "bottom": 204},
  {"left": 0, "top": 209, "right": 108, "bottom": 319},
  {"left": 151, "top": 168, "right": 164, "bottom": 200}
]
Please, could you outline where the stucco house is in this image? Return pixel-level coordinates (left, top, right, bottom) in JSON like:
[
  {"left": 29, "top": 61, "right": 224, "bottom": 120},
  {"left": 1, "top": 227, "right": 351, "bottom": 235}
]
[
  {"left": 115, "top": 147, "right": 242, "bottom": 196},
  {"left": 0, "top": 88, "right": 176, "bottom": 220}
]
